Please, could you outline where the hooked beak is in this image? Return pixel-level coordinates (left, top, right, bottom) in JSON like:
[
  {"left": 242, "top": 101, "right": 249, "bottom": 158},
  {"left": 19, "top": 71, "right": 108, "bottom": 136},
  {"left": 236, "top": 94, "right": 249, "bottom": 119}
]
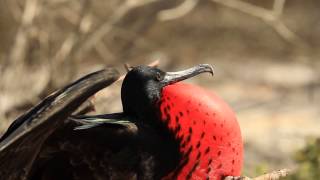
[{"left": 162, "top": 64, "right": 214, "bottom": 86}]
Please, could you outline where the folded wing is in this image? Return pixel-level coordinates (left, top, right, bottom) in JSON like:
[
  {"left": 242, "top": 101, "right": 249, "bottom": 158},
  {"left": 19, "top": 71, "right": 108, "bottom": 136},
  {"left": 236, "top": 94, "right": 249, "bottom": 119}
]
[{"left": 0, "top": 68, "right": 119, "bottom": 179}]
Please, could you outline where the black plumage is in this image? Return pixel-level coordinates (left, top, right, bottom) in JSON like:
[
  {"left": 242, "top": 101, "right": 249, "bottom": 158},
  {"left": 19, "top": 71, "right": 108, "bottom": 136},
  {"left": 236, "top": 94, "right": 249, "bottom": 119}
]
[
  {"left": 0, "top": 65, "right": 213, "bottom": 180},
  {"left": 0, "top": 67, "right": 179, "bottom": 180},
  {"left": 0, "top": 68, "right": 124, "bottom": 179}
]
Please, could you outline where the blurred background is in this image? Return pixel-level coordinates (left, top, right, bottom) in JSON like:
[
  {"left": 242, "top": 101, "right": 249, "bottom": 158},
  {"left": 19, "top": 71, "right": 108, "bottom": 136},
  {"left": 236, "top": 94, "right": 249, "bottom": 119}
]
[{"left": 0, "top": 0, "right": 319, "bottom": 178}]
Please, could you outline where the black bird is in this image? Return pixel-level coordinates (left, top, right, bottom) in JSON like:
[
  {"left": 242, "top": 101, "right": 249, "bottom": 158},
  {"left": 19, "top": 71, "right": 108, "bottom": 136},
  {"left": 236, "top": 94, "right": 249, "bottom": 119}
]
[{"left": 0, "top": 64, "right": 215, "bottom": 180}]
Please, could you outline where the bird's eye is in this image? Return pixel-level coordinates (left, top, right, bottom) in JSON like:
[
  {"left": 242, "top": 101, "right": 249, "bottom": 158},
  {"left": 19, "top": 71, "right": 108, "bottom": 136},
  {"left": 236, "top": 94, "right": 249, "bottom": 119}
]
[{"left": 156, "top": 72, "right": 163, "bottom": 81}]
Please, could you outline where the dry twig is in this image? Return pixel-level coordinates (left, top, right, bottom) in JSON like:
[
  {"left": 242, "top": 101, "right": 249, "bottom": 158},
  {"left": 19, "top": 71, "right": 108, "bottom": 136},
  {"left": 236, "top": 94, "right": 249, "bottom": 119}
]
[
  {"left": 156, "top": 0, "right": 308, "bottom": 48},
  {"left": 48, "top": 0, "right": 91, "bottom": 88},
  {"left": 157, "top": 0, "right": 199, "bottom": 21},
  {"left": 75, "top": 0, "right": 158, "bottom": 59},
  {"left": 250, "top": 168, "right": 291, "bottom": 180},
  {"left": 224, "top": 169, "right": 292, "bottom": 180},
  {"left": 8, "top": 0, "right": 39, "bottom": 65},
  {"left": 52, "top": 0, "right": 90, "bottom": 64},
  {"left": 210, "top": 0, "right": 308, "bottom": 47}
]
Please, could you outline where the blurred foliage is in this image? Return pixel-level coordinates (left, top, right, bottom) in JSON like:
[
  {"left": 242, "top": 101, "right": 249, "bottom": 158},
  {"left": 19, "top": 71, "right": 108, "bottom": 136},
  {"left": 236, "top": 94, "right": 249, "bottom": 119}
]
[
  {"left": 285, "top": 138, "right": 320, "bottom": 180},
  {"left": 252, "top": 164, "right": 270, "bottom": 176},
  {"left": 243, "top": 162, "right": 270, "bottom": 177},
  {"left": 246, "top": 138, "right": 320, "bottom": 179}
]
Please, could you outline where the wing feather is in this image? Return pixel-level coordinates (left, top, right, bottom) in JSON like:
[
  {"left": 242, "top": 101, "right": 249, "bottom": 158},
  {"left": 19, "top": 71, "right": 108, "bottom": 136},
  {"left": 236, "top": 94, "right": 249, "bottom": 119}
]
[{"left": 0, "top": 68, "right": 119, "bottom": 179}]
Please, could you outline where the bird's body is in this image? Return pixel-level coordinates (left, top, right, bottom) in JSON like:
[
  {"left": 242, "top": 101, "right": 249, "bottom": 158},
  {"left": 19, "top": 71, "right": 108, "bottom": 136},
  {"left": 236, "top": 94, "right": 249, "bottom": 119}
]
[
  {"left": 28, "top": 116, "right": 169, "bottom": 180},
  {"left": 0, "top": 64, "right": 243, "bottom": 180}
]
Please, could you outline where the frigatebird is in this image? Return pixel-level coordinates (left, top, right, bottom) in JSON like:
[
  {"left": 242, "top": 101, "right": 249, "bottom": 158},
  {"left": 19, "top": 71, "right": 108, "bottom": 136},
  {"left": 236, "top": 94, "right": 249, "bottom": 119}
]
[{"left": 0, "top": 64, "right": 243, "bottom": 180}]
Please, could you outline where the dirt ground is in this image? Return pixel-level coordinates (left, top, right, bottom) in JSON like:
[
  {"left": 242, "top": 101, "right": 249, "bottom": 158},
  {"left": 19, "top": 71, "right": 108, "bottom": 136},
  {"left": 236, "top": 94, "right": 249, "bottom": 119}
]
[{"left": 0, "top": 0, "right": 319, "bottom": 176}]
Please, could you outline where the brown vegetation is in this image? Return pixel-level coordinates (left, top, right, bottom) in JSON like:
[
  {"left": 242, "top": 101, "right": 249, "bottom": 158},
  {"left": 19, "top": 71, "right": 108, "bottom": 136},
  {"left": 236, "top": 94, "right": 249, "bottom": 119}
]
[{"left": 0, "top": 0, "right": 319, "bottom": 178}]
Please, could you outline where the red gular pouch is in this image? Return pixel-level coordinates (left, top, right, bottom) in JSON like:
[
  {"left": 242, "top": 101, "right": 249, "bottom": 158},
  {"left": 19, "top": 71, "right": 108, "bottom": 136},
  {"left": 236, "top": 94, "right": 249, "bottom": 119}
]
[{"left": 160, "top": 83, "right": 243, "bottom": 180}]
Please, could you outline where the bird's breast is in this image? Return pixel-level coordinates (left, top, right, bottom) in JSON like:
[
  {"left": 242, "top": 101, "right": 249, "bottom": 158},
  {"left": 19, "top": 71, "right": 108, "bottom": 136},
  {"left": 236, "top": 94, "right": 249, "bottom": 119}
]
[{"left": 159, "top": 83, "right": 243, "bottom": 180}]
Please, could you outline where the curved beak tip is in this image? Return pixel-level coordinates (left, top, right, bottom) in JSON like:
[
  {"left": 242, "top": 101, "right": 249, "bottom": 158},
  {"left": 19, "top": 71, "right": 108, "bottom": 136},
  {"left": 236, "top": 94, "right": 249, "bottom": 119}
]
[
  {"left": 201, "top": 64, "right": 214, "bottom": 76},
  {"left": 208, "top": 65, "right": 214, "bottom": 76}
]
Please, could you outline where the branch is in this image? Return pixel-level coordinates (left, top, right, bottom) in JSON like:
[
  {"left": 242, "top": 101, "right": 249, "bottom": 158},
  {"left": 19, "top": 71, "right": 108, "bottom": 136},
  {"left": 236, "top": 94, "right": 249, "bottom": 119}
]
[
  {"left": 153, "top": 0, "right": 307, "bottom": 48},
  {"left": 157, "top": 0, "right": 199, "bottom": 21},
  {"left": 52, "top": 0, "right": 90, "bottom": 64},
  {"left": 251, "top": 169, "right": 291, "bottom": 180},
  {"left": 75, "top": 0, "right": 158, "bottom": 59},
  {"left": 8, "top": 0, "right": 39, "bottom": 65},
  {"left": 48, "top": 0, "right": 92, "bottom": 88},
  {"left": 273, "top": 0, "right": 286, "bottom": 17},
  {"left": 210, "top": 0, "right": 309, "bottom": 48},
  {"left": 94, "top": 41, "right": 116, "bottom": 61},
  {"left": 225, "top": 169, "right": 292, "bottom": 180}
]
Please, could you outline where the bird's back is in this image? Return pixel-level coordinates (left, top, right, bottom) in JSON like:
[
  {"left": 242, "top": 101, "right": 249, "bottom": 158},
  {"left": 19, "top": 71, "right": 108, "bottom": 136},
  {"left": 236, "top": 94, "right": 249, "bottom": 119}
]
[{"left": 30, "top": 118, "right": 180, "bottom": 180}]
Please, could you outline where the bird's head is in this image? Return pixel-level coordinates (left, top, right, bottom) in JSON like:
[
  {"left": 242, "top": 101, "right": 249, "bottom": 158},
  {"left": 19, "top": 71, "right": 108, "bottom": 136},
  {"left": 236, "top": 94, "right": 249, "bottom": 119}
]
[{"left": 121, "top": 64, "right": 214, "bottom": 120}]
